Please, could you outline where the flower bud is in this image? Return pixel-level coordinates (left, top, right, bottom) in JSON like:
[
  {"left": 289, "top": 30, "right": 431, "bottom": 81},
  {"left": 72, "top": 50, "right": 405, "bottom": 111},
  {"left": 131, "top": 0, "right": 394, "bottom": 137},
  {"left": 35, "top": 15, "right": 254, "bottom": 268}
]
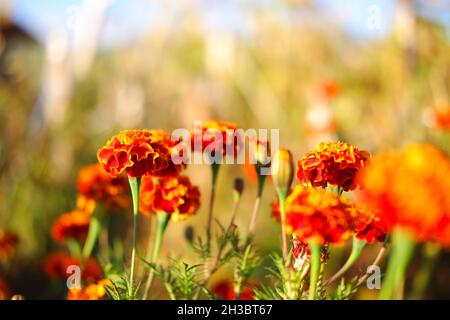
[
  {"left": 184, "top": 225, "right": 194, "bottom": 243},
  {"left": 254, "top": 140, "right": 271, "bottom": 168},
  {"left": 234, "top": 178, "right": 245, "bottom": 197},
  {"left": 271, "top": 149, "right": 294, "bottom": 195}
]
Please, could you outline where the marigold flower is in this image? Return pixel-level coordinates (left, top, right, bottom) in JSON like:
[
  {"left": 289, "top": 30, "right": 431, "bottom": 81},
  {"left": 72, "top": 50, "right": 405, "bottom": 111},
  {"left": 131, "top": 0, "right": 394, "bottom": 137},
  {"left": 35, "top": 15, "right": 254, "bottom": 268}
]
[
  {"left": 0, "top": 230, "right": 19, "bottom": 262},
  {"left": 140, "top": 175, "right": 200, "bottom": 221},
  {"left": 357, "top": 144, "right": 450, "bottom": 245},
  {"left": 97, "top": 129, "right": 173, "bottom": 178},
  {"left": 271, "top": 185, "right": 372, "bottom": 245},
  {"left": 77, "top": 164, "right": 131, "bottom": 211},
  {"left": 191, "top": 120, "right": 242, "bottom": 159},
  {"left": 353, "top": 208, "right": 388, "bottom": 244},
  {"left": 43, "top": 252, "right": 102, "bottom": 283},
  {"left": 67, "top": 279, "right": 110, "bottom": 300},
  {"left": 211, "top": 280, "right": 256, "bottom": 300},
  {"left": 51, "top": 209, "right": 91, "bottom": 244},
  {"left": 297, "top": 142, "right": 370, "bottom": 191}
]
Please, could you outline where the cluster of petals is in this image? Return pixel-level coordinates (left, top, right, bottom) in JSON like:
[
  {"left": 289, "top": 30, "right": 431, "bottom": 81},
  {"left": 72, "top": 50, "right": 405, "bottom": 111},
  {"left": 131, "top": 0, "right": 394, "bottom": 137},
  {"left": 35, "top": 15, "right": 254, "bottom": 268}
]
[
  {"left": 191, "top": 120, "right": 242, "bottom": 159},
  {"left": 43, "top": 252, "right": 102, "bottom": 283},
  {"left": 97, "top": 129, "right": 174, "bottom": 178},
  {"left": 272, "top": 185, "right": 385, "bottom": 245},
  {"left": 357, "top": 143, "right": 450, "bottom": 245},
  {"left": 77, "top": 164, "right": 130, "bottom": 211},
  {"left": 140, "top": 175, "right": 200, "bottom": 221},
  {"left": 51, "top": 209, "right": 91, "bottom": 244},
  {"left": 297, "top": 142, "right": 370, "bottom": 191},
  {"left": 67, "top": 279, "right": 110, "bottom": 300}
]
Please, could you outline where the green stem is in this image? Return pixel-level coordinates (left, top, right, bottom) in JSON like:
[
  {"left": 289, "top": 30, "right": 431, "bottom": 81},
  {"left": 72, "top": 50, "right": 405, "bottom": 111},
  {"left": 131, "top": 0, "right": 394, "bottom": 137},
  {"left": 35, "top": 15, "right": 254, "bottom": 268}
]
[
  {"left": 379, "top": 228, "right": 415, "bottom": 300},
  {"left": 309, "top": 242, "right": 321, "bottom": 300},
  {"left": 410, "top": 243, "right": 440, "bottom": 299},
  {"left": 128, "top": 176, "right": 141, "bottom": 298},
  {"left": 324, "top": 237, "right": 366, "bottom": 286},
  {"left": 206, "top": 163, "right": 220, "bottom": 251},
  {"left": 277, "top": 191, "right": 288, "bottom": 264},
  {"left": 82, "top": 216, "right": 101, "bottom": 260},
  {"left": 142, "top": 211, "right": 170, "bottom": 300},
  {"left": 245, "top": 174, "right": 266, "bottom": 246}
]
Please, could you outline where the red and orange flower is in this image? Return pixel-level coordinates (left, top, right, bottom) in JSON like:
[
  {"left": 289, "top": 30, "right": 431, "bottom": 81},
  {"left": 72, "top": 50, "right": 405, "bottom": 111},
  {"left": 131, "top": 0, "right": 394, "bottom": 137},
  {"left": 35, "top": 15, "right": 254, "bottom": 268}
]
[
  {"left": 67, "top": 279, "right": 110, "bottom": 300},
  {"left": 0, "top": 230, "right": 19, "bottom": 263},
  {"left": 297, "top": 142, "right": 370, "bottom": 191},
  {"left": 357, "top": 143, "right": 450, "bottom": 245},
  {"left": 271, "top": 185, "right": 383, "bottom": 245},
  {"left": 43, "top": 252, "right": 102, "bottom": 283},
  {"left": 140, "top": 175, "right": 200, "bottom": 221},
  {"left": 97, "top": 129, "right": 173, "bottom": 178},
  {"left": 211, "top": 280, "right": 256, "bottom": 300},
  {"left": 191, "top": 120, "right": 242, "bottom": 159},
  {"left": 77, "top": 164, "right": 130, "bottom": 211},
  {"left": 51, "top": 209, "right": 91, "bottom": 244}
]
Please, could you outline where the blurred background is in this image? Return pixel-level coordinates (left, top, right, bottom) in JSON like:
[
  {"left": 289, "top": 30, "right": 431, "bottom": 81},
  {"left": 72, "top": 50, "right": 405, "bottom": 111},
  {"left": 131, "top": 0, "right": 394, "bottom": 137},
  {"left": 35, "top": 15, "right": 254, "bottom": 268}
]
[{"left": 0, "top": 0, "right": 449, "bottom": 299}]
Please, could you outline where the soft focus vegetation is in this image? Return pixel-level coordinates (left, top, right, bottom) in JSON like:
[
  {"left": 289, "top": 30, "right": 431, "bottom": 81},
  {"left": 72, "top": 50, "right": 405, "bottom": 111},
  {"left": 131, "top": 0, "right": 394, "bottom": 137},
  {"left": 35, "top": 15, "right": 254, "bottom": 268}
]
[{"left": 0, "top": 0, "right": 449, "bottom": 299}]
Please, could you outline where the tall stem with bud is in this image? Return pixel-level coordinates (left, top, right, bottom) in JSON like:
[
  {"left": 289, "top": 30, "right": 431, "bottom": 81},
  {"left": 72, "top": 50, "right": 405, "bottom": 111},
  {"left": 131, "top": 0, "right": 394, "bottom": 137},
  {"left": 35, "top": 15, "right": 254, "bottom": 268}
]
[
  {"left": 271, "top": 149, "right": 294, "bottom": 265},
  {"left": 206, "top": 163, "right": 220, "bottom": 251}
]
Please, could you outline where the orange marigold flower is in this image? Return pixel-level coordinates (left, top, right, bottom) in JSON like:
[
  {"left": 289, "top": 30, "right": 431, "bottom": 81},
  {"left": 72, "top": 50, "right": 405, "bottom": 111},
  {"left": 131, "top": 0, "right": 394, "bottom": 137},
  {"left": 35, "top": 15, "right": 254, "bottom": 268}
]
[
  {"left": 211, "top": 280, "right": 256, "bottom": 300},
  {"left": 272, "top": 185, "right": 368, "bottom": 245},
  {"left": 43, "top": 252, "right": 102, "bottom": 282},
  {"left": 0, "top": 230, "right": 19, "bottom": 262},
  {"left": 77, "top": 164, "right": 131, "bottom": 211},
  {"left": 51, "top": 209, "right": 91, "bottom": 244},
  {"left": 297, "top": 141, "right": 370, "bottom": 191},
  {"left": 140, "top": 175, "right": 200, "bottom": 221},
  {"left": 67, "top": 279, "right": 110, "bottom": 300},
  {"left": 357, "top": 144, "right": 450, "bottom": 245},
  {"left": 191, "top": 120, "right": 242, "bottom": 159},
  {"left": 97, "top": 129, "right": 173, "bottom": 178},
  {"left": 353, "top": 207, "right": 388, "bottom": 244}
]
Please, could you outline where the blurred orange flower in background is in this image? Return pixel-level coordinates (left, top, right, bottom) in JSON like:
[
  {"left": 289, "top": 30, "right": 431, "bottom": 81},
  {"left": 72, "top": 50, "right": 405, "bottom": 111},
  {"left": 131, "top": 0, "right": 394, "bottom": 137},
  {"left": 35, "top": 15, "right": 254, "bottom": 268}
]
[
  {"left": 140, "top": 175, "right": 200, "bottom": 221},
  {"left": 0, "top": 277, "right": 9, "bottom": 300},
  {"left": 211, "top": 280, "right": 256, "bottom": 300},
  {"left": 271, "top": 185, "right": 384, "bottom": 245},
  {"left": 357, "top": 143, "right": 450, "bottom": 245},
  {"left": 51, "top": 210, "right": 91, "bottom": 244},
  {"left": 67, "top": 279, "right": 110, "bottom": 300},
  {"left": 43, "top": 252, "right": 102, "bottom": 283},
  {"left": 319, "top": 79, "right": 341, "bottom": 102},
  {"left": 97, "top": 129, "right": 172, "bottom": 177},
  {"left": 77, "top": 164, "right": 130, "bottom": 211},
  {"left": 191, "top": 120, "right": 242, "bottom": 159},
  {"left": 0, "top": 230, "right": 19, "bottom": 262},
  {"left": 297, "top": 142, "right": 370, "bottom": 191},
  {"left": 433, "top": 106, "right": 450, "bottom": 130},
  {"left": 424, "top": 105, "right": 450, "bottom": 131}
]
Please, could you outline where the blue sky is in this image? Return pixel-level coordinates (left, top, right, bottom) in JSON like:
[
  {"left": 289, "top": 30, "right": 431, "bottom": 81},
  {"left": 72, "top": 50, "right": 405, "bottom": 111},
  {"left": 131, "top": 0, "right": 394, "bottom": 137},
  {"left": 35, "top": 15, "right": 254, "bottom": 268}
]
[{"left": 7, "top": 0, "right": 450, "bottom": 49}]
